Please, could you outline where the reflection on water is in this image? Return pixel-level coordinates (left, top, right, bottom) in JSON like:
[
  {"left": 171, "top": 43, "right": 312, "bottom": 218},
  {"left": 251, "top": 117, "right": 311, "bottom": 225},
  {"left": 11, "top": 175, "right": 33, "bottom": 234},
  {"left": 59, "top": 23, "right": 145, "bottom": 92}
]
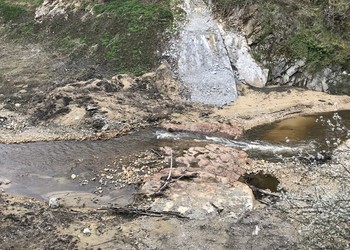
[
  {"left": 0, "top": 129, "right": 208, "bottom": 205},
  {"left": 245, "top": 110, "right": 350, "bottom": 151},
  {"left": 262, "top": 116, "right": 316, "bottom": 142},
  {"left": 1, "top": 111, "right": 349, "bottom": 204}
]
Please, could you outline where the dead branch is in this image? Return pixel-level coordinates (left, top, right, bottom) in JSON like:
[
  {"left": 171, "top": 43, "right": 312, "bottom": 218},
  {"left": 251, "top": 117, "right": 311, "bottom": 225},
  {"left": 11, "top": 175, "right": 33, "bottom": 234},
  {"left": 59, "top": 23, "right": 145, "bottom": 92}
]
[
  {"left": 160, "top": 172, "right": 198, "bottom": 181},
  {"left": 246, "top": 183, "right": 281, "bottom": 198},
  {"left": 155, "top": 151, "right": 173, "bottom": 194},
  {"left": 103, "top": 206, "right": 189, "bottom": 219}
]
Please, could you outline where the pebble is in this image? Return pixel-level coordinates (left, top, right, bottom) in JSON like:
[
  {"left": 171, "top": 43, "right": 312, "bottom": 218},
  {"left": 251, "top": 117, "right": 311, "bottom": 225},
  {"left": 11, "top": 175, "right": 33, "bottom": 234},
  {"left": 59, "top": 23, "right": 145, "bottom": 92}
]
[
  {"left": 3, "top": 179, "right": 11, "bottom": 185},
  {"left": 49, "top": 197, "right": 60, "bottom": 209},
  {"left": 14, "top": 103, "right": 21, "bottom": 107},
  {"left": 71, "top": 174, "right": 77, "bottom": 180},
  {"left": 83, "top": 228, "right": 91, "bottom": 236},
  {"left": 86, "top": 104, "right": 98, "bottom": 111}
]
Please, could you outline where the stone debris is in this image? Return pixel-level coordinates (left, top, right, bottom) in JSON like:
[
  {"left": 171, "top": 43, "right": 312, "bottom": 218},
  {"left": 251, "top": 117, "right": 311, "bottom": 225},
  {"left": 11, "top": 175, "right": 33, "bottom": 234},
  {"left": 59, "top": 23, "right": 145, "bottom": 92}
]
[
  {"left": 140, "top": 144, "right": 254, "bottom": 220},
  {"left": 48, "top": 197, "right": 60, "bottom": 209},
  {"left": 83, "top": 228, "right": 91, "bottom": 236},
  {"left": 0, "top": 179, "right": 12, "bottom": 185}
]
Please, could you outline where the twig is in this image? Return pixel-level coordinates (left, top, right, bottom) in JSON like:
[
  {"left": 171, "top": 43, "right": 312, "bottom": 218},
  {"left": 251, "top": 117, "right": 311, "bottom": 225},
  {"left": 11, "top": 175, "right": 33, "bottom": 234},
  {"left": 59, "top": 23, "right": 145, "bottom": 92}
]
[
  {"left": 150, "top": 148, "right": 163, "bottom": 158},
  {"left": 102, "top": 206, "right": 189, "bottom": 219},
  {"left": 155, "top": 151, "right": 173, "bottom": 194},
  {"left": 247, "top": 184, "right": 281, "bottom": 198}
]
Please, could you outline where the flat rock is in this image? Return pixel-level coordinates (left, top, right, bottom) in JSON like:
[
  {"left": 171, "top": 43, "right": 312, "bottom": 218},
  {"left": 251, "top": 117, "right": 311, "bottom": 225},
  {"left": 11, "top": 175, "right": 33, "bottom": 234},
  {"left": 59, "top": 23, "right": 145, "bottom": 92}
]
[
  {"left": 141, "top": 144, "right": 253, "bottom": 220},
  {"left": 151, "top": 181, "right": 254, "bottom": 220}
]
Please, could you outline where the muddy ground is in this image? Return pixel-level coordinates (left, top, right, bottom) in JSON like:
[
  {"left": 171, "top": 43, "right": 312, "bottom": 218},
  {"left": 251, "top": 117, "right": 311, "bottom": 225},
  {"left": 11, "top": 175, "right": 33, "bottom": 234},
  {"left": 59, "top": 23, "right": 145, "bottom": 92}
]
[{"left": 1, "top": 29, "right": 350, "bottom": 249}]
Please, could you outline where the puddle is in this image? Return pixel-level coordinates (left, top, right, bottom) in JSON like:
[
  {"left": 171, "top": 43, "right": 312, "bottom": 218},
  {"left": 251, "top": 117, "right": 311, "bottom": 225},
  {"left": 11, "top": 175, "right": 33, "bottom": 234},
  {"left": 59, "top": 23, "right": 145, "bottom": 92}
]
[
  {"left": 239, "top": 172, "right": 280, "bottom": 192},
  {"left": 244, "top": 110, "right": 350, "bottom": 160},
  {"left": 239, "top": 172, "right": 280, "bottom": 200}
]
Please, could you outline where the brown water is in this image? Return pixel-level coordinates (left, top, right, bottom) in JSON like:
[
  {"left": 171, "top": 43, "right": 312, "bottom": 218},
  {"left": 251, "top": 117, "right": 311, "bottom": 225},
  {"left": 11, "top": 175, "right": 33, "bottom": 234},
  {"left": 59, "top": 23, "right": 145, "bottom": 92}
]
[
  {"left": 0, "top": 129, "right": 207, "bottom": 207},
  {"left": 244, "top": 110, "right": 350, "bottom": 160},
  {"left": 1, "top": 111, "right": 349, "bottom": 205},
  {"left": 0, "top": 129, "right": 156, "bottom": 206}
]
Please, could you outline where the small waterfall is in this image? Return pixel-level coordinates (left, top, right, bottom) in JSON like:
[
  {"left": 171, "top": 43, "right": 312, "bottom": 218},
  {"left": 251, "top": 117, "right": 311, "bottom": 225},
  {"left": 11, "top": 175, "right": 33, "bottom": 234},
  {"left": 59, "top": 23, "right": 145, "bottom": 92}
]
[
  {"left": 155, "top": 130, "right": 312, "bottom": 159},
  {"left": 177, "top": 0, "right": 237, "bottom": 106}
]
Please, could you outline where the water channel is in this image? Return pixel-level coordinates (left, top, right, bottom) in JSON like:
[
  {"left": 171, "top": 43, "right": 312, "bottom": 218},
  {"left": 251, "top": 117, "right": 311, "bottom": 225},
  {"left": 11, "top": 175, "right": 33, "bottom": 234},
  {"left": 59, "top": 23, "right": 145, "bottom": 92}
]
[{"left": 0, "top": 110, "right": 349, "bottom": 206}]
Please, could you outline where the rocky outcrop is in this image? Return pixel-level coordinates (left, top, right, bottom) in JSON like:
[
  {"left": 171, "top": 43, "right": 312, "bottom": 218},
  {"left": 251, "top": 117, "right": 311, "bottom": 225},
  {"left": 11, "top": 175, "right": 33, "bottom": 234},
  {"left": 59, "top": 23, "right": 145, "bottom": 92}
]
[
  {"left": 212, "top": 1, "right": 350, "bottom": 94},
  {"left": 219, "top": 25, "right": 268, "bottom": 88},
  {"left": 176, "top": 0, "right": 238, "bottom": 106},
  {"left": 140, "top": 144, "right": 254, "bottom": 220},
  {"left": 35, "top": 0, "right": 91, "bottom": 22},
  {"left": 269, "top": 60, "right": 350, "bottom": 93}
]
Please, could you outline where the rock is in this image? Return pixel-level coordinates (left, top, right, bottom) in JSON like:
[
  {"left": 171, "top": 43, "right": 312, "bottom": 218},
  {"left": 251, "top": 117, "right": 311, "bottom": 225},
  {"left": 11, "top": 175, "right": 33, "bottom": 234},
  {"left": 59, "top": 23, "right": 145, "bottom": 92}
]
[
  {"left": 0, "top": 178, "right": 11, "bottom": 185},
  {"left": 161, "top": 120, "right": 243, "bottom": 139},
  {"left": 306, "top": 68, "right": 332, "bottom": 92},
  {"left": 83, "top": 228, "right": 91, "bottom": 236},
  {"left": 150, "top": 181, "right": 254, "bottom": 220},
  {"left": 49, "top": 197, "right": 60, "bottom": 209},
  {"left": 86, "top": 104, "right": 98, "bottom": 111},
  {"left": 219, "top": 26, "right": 268, "bottom": 88},
  {"left": 71, "top": 174, "right": 77, "bottom": 180},
  {"left": 176, "top": 0, "right": 238, "bottom": 106},
  {"left": 142, "top": 144, "right": 252, "bottom": 219},
  {"left": 154, "top": 62, "right": 181, "bottom": 101},
  {"left": 286, "top": 60, "right": 305, "bottom": 77},
  {"left": 111, "top": 74, "right": 134, "bottom": 90}
]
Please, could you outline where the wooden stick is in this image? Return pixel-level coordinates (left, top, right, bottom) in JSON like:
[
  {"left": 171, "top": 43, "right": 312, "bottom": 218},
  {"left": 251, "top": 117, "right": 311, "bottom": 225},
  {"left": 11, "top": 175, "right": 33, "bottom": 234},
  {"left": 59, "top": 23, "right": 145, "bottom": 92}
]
[
  {"left": 155, "top": 151, "right": 173, "bottom": 194},
  {"left": 103, "top": 206, "right": 189, "bottom": 219}
]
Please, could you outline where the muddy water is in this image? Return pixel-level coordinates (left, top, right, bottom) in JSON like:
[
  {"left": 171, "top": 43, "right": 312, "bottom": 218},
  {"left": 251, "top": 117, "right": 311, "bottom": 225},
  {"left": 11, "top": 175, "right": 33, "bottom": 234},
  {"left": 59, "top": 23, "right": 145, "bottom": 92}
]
[
  {"left": 0, "top": 129, "right": 207, "bottom": 207},
  {"left": 0, "top": 130, "right": 156, "bottom": 206},
  {"left": 1, "top": 111, "right": 349, "bottom": 206},
  {"left": 245, "top": 110, "right": 350, "bottom": 159}
]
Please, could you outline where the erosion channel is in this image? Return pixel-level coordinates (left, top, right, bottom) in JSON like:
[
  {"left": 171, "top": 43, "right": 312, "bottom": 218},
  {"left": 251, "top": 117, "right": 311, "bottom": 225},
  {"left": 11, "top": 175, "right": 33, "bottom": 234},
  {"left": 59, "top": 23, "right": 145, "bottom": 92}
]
[{"left": 1, "top": 110, "right": 349, "bottom": 208}]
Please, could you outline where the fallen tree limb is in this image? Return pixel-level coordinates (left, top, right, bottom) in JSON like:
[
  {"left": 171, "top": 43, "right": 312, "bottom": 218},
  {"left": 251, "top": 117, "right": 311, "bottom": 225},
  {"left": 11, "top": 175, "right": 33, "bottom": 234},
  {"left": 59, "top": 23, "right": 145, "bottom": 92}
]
[
  {"left": 246, "top": 183, "right": 282, "bottom": 198},
  {"left": 102, "top": 206, "right": 189, "bottom": 219},
  {"left": 154, "top": 151, "right": 173, "bottom": 195}
]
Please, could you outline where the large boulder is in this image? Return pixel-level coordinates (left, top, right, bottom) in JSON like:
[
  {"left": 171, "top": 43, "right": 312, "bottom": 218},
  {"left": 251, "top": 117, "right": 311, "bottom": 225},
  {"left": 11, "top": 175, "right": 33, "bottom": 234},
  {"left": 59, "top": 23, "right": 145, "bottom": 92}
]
[{"left": 140, "top": 144, "right": 254, "bottom": 220}]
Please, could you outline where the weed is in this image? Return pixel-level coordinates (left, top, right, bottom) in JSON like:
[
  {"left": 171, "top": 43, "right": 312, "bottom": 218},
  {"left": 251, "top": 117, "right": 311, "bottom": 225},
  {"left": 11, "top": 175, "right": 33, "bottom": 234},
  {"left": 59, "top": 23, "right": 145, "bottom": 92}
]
[{"left": 0, "top": 0, "right": 26, "bottom": 21}]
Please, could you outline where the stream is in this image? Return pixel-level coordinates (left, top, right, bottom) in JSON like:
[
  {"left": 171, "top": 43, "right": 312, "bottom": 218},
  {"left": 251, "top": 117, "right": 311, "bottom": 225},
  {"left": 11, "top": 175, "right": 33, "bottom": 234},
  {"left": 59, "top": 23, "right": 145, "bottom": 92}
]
[{"left": 0, "top": 111, "right": 349, "bottom": 206}]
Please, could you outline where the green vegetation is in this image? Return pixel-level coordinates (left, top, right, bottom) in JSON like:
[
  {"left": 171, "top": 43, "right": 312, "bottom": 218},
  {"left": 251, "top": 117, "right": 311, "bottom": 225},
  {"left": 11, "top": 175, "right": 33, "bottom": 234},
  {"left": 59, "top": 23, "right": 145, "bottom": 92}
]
[
  {"left": 212, "top": 0, "right": 350, "bottom": 73},
  {"left": 0, "top": 0, "right": 173, "bottom": 76},
  {"left": 0, "top": 0, "right": 26, "bottom": 21},
  {"left": 288, "top": 28, "right": 350, "bottom": 71},
  {"left": 93, "top": 0, "right": 173, "bottom": 75},
  {"left": 0, "top": 0, "right": 43, "bottom": 21},
  {"left": 94, "top": 0, "right": 172, "bottom": 33}
]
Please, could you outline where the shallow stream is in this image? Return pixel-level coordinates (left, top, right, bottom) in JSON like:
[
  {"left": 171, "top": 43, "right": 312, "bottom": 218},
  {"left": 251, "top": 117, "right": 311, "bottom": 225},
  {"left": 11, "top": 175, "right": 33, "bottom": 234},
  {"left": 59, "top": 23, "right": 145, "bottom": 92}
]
[{"left": 0, "top": 111, "right": 349, "bottom": 206}]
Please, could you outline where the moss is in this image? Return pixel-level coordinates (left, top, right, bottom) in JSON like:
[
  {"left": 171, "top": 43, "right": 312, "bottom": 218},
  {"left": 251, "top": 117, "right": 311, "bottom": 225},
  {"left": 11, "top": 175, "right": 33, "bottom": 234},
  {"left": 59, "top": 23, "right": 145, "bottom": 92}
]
[
  {"left": 93, "top": 0, "right": 173, "bottom": 75},
  {"left": 1, "top": 0, "right": 173, "bottom": 76},
  {"left": 0, "top": 0, "right": 43, "bottom": 22},
  {"left": 212, "top": 0, "right": 350, "bottom": 74},
  {"left": 0, "top": 0, "right": 26, "bottom": 21}
]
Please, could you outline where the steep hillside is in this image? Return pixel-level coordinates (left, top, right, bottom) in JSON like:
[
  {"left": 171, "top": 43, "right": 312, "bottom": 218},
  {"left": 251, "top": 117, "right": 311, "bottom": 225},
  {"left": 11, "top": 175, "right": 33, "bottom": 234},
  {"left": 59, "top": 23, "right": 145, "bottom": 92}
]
[
  {"left": 0, "top": 0, "right": 173, "bottom": 77},
  {"left": 212, "top": 0, "right": 350, "bottom": 94}
]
